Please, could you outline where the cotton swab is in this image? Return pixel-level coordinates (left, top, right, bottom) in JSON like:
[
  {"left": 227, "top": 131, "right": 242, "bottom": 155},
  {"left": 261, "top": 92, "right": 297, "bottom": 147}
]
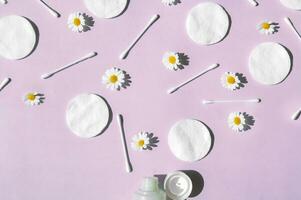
[
  {"left": 291, "top": 108, "right": 301, "bottom": 120},
  {"left": 202, "top": 98, "right": 261, "bottom": 105},
  {"left": 117, "top": 114, "right": 133, "bottom": 173},
  {"left": 0, "top": 78, "right": 11, "bottom": 91},
  {"left": 167, "top": 63, "right": 220, "bottom": 94},
  {"left": 38, "top": 0, "right": 60, "bottom": 18},
  {"left": 247, "top": 0, "right": 258, "bottom": 6},
  {"left": 41, "top": 51, "right": 97, "bottom": 79},
  {"left": 284, "top": 17, "right": 301, "bottom": 40},
  {"left": 120, "top": 14, "right": 160, "bottom": 60}
]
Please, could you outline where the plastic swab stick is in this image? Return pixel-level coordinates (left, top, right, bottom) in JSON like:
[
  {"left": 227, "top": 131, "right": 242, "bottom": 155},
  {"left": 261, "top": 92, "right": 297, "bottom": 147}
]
[
  {"left": 202, "top": 98, "right": 261, "bottom": 105},
  {"left": 38, "top": 0, "right": 60, "bottom": 18},
  {"left": 120, "top": 14, "right": 160, "bottom": 60},
  {"left": 284, "top": 17, "right": 301, "bottom": 40},
  {"left": 247, "top": 0, "right": 258, "bottom": 6},
  {"left": 167, "top": 63, "right": 220, "bottom": 94},
  {"left": 291, "top": 108, "right": 301, "bottom": 120},
  {"left": 0, "top": 0, "right": 7, "bottom": 4},
  {"left": 0, "top": 77, "right": 10, "bottom": 91},
  {"left": 41, "top": 52, "right": 97, "bottom": 79},
  {"left": 117, "top": 114, "right": 133, "bottom": 173}
]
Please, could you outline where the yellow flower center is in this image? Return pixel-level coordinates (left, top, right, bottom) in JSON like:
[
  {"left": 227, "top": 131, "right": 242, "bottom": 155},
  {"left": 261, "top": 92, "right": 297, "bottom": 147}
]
[
  {"left": 234, "top": 117, "right": 241, "bottom": 125},
  {"left": 169, "top": 56, "right": 177, "bottom": 64},
  {"left": 109, "top": 75, "right": 118, "bottom": 83},
  {"left": 27, "top": 93, "right": 36, "bottom": 101},
  {"left": 137, "top": 140, "right": 145, "bottom": 147},
  {"left": 227, "top": 76, "right": 236, "bottom": 84},
  {"left": 261, "top": 22, "right": 270, "bottom": 30},
  {"left": 73, "top": 18, "right": 81, "bottom": 26}
]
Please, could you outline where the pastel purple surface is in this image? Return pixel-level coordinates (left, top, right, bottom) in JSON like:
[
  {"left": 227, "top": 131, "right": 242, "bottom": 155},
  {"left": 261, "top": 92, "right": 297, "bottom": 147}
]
[{"left": 0, "top": 0, "right": 301, "bottom": 199}]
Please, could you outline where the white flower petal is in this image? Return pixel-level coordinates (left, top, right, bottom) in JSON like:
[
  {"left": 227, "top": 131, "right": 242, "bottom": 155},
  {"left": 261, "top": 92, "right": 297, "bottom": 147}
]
[
  {"left": 257, "top": 21, "right": 277, "bottom": 35},
  {"left": 228, "top": 112, "right": 248, "bottom": 132},
  {"left": 162, "top": 0, "right": 176, "bottom": 5},
  {"left": 102, "top": 68, "right": 127, "bottom": 91},
  {"left": 162, "top": 51, "right": 181, "bottom": 71},
  {"left": 221, "top": 72, "right": 241, "bottom": 91},
  {"left": 67, "top": 12, "right": 87, "bottom": 33}
]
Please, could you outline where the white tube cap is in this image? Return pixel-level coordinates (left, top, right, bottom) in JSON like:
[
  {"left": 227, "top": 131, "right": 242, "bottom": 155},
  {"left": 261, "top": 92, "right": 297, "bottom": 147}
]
[{"left": 164, "top": 171, "right": 192, "bottom": 200}]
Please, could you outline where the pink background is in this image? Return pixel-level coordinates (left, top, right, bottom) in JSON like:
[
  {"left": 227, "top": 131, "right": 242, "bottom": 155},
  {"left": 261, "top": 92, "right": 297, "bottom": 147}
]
[{"left": 1, "top": 0, "right": 301, "bottom": 199}]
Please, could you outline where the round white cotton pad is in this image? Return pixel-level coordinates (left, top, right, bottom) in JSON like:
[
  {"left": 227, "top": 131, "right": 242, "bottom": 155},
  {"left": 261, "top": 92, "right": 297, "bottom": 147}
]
[
  {"left": 0, "top": 15, "right": 36, "bottom": 60},
  {"left": 66, "top": 94, "right": 110, "bottom": 138},
  {"left": 248, "top": 42, "right": 291, "bottom": 85},
  {"left": 280, "top": 0, "right": 301, "bottom": 10},
  {"left": 84, "top": 0, "right": 128, "bottom": 19},
  {"left": 168, "top": 119, "right": 212, "bottom": 162},
  {"left": 186, "top": 2, "right": 230, "bottom": 45}
]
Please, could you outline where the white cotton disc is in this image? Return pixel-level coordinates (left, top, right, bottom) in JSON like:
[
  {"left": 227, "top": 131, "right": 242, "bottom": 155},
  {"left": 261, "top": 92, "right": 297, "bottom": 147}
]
[
  {"left": 280, "top": 0, "right": 301, "bottom": 10},
  {"left": 0, "top": 15, "right": 36, "bottom": 60},
  {"left": 168, "top": 119, "right": 212, "bottom": 162},
  {"left": 84, "top": 0, "right": 128, "bottom": 19},
  {"left": 186, "top": 2, "right": 230, "bottom": 45},
  {"left": 66, "top": 94, "right": 110, "bottom": 138},
  {"left": 248, "top": 42, "right": 291, "bottom": 85}
]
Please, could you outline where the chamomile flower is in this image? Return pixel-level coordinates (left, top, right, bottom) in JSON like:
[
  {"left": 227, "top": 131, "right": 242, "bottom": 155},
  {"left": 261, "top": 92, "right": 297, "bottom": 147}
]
[
  {"left": 162, "top": 52, "right": 181, "bottom": 70},
  {"left": 23, "top": 92, "right": 44, "bottom": 106},
  {"left": 68, "top": 12, "right": 86, "bottom": 33},
  {"left": 257, "top": 21, "right": 277, "bottom": 35},
  {"left": 102, "top": 68, "right": 125, "bottom": 90},
  {"left": 228, "top": 112, "right": 246, "bottom": 132},
  {"left": 221, "top": 72, "right": 241, "bottom": 91},
  {"left": 131, "top": 131, "right": 150, "bottom": 151},
  {"left": 162, "top": 0, "right": 177, "bottom": 6}
]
